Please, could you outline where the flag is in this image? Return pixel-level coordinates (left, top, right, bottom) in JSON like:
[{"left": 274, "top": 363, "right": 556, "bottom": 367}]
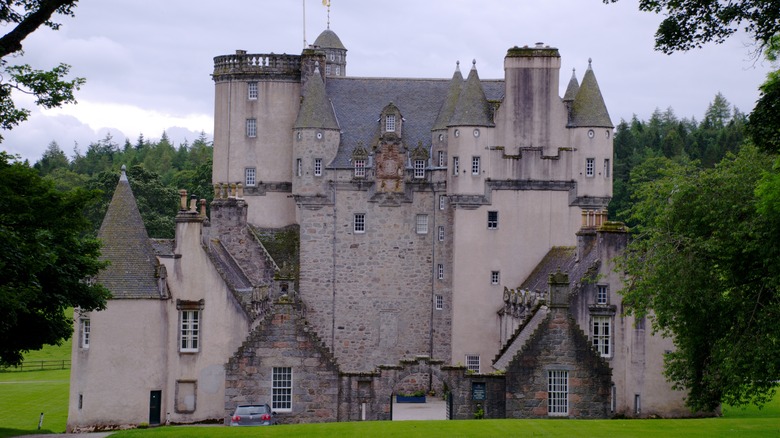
[{"left": 322, "top": 0, "right": 330, "bottom": 6}]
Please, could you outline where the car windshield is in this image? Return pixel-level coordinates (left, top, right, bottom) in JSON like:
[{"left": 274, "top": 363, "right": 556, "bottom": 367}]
[{"left": 235, "top": 405, "right": 267, "bottom": 415}]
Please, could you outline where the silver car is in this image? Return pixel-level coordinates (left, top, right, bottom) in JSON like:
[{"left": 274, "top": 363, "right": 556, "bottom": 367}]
[{"left": 230, "top": 404, "right": 276, "bottom": 426}]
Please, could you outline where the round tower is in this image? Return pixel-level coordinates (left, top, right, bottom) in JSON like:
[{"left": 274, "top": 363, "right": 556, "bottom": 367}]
[{"left": 312, "top": 29, "right": 347, "bottom": 77}]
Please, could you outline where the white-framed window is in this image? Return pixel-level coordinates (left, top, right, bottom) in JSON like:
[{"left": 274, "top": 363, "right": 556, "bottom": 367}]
[
  {"left": 437, "top": 263, "right": 444, "bottom": 280},
  {"left": 272, "top": 367, "right": 292, "bottom": 412},
  {"left": 336, "top": 65, "right": 341, "bottom": 76},
  {"left": 245, "top": 167, "right": 256, "bottom": 187},
  {"left": 597, "top": 285, "right": 608, "bottom": 305},
  {"left": 248, "top": 82, "right": 258, "bottom": 100},
  {"left": 592, "top": 316, "right": 612, "bottom": 357},
  {"left": 439, "top": 195, "right": 446, "bottom": 210},
  {"left": 437, "top": 150, "right": 445, "bottom": 167},
  {"left": 314, "top": 158, "right": 322, "bottom": 176},
  {"left": 414, "top": 159, "right": 426, "bottom": 178},
  {"left": 354, "top": 159, "right": 366, "bottom": 178},
  {"left": 325, "top": 64, "right": 331, "bottom": 76},
  {"left": 472, "top": 156, "right": 481, "bottom": 175},
  {"left": 416, "top": 214, "right": 428, "bottom": 234},
  {"left": 180, "top": 310, "right": 200, "bottom": 353},
  {"left": 604, "top": 159, "right": 611, "bottom": 178},
  {"left": 491, "top": 271, "right": 500, "bottom": 285},
  {"left": 586, "top": 158, "right": 595, "bottom": 177},
  {"left": 452, "top": 156, "right": 459, "bottom": 176},
  {"left": 466, "top": 355, "right": 480, "bottom": 373},
  {"left": 548, "top": 370, "right": 569, "bottom": 416},
  {"left": 435, "top": 294, "right": 443, "bottom": 310},
  {"left": 386, "top": 114, "right": 396, "bottom": 132},
  {"left": 296, "top": 158, "right": 302, "bottom": 177},
  {"left": 80, "top": 318, "right": 90, "bottom": 349},
  {"left": 246, "top": 118, "right": 257, "bottom": 138},
  {"left": 487, "top": 211, "right": 498, "bottom": 229},
  {"left": 354, "top": 213, "right": 365, "bottom": 233},
  {"left": 438, "top": 225, "right": 445, "bottom": 242}
]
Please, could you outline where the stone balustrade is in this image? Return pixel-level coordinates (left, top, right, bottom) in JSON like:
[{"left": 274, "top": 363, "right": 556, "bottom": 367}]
[{"left": 213, "top": 51, "right": 301, "bottom": 76}]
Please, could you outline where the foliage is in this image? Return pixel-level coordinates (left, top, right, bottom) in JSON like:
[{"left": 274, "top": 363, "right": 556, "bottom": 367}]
[
  {"left": 618, "top": 145, "right": 780, "bottom": 411},
  {"left": 0, "top": 0, "right": 83, "bottom": 141},
  {"left": 604, "top": 0, "right": 780, "bottom": 54},
  {"left": 0, "top": 152, "right": 110, "bottom": 368}
]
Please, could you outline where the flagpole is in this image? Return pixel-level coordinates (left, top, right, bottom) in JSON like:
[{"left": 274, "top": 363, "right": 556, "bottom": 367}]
[{"left": 303, "top": 0, "right": 307, "bottom": 49}]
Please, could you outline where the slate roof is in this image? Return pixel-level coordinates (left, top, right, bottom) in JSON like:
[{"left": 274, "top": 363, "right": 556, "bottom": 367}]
[
  {"left": 449, "top": 62, "right": 495, "bottom": 127},
  {"left": 326, "top": 76, "right": 504, "bottom": 168},
  {"left": 569, "top": 61, "right": 612, "bottom": 128},
  {"left": 97, "top": 168, "right": 162, "bottom": 299},
  {"left": 313, "top": 29, "right": 346, "bottom": 50},
  {"left": 563, "top": 68, "right": 579, "bottom": 102},
  {"left": 432, "top": 65, "right": 464, "bottom": 131},
  {"left": 294, "top": 68, "right": 339, "bottom": 130}
]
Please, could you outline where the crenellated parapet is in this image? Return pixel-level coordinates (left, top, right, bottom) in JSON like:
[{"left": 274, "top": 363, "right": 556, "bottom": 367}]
[{"left": 212, "top": 51, "right": 301, "bottom": 80}]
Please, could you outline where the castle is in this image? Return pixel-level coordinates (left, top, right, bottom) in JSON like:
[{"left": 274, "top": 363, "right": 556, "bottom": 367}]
[{"left": 67, "top": 27, "right": 691, "bottom": 431}]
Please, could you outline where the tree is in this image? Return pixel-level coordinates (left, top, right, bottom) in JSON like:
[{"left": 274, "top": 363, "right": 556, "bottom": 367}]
[
  {"left": 0, "top": 152, "right": 110, "bottom": 367},
  {"left": 0, "top": 0, "right": 84, "bottom": 141},
  {"left": 619, "top": 145, "right": 780, "bottom": 411},
  {"left": 747, "top": 36, "right": 780, "bottom": 153},
  {"left": 604, "top": 0, "right": 780, "bottom": 54}
]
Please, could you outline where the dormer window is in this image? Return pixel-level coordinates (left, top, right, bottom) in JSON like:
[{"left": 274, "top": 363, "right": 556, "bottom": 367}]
[
  {"left": 386, "top": 114, "right": 396, "bottom": 132},
  {"left": 413, "top": 159, "right": 425, "bottom": 179},
  {"left": 354, "top": 159, "right": 366, "bottom": 178}
]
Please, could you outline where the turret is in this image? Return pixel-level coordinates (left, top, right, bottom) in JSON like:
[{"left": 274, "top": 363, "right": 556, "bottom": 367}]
[{"left": 312, "top": 28, "right": 347, "bottom": 77}]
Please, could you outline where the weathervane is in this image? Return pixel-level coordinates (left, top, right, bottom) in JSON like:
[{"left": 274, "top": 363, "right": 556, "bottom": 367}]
[{"left": 323, "top": 0, "right": 331, "bottom": 29}]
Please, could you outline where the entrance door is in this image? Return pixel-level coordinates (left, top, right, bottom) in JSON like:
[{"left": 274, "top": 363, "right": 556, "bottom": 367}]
[{"left": 149, "top": 390, "right": 162, "bottom": 425}]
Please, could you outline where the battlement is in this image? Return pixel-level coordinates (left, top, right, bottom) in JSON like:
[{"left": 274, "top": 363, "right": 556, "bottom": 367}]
[{"left": 212, "top": 51, "right": 301, "bottom": 78}]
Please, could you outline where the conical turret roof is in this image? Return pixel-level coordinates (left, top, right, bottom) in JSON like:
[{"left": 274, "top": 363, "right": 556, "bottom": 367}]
[
  {"left": 294, "top": 65, "right": 339, "bottom": 130},
  {"left": 97, "top": 166, "right": 162, "bottom": 299},
  {"left": 313, "top": 29, "right": 346, "bottom": 50},
  {"left": 432, "top": 62, "right": 464, "bottom": 131},
  {"left": 563, "top": 68, "right": 579, "bottom": 102},
  {"left": 449, "top": 61, "right": 494, "bottom": 127},
  {"left": 570, "top": 60, "right": 612, "bottom": 128}
]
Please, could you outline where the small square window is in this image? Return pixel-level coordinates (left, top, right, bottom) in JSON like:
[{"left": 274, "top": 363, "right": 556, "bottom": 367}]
[
  {"left": 80, "top": 319, "right": 90, "bottom": 349},
  {"left": 386, "top": 114, "right": 396, "bottom": 132},
  {"left": 354, "top": 213, "right": 365, "bottom": 233},
  {"left": 245, "top": 168, "right": 256, "bottom": 187},
  {"left": 314, "top": 158, "right": 322, "bottom": 176},
  {"left": 354, "top": 159, "right": 366, "bottom": 178},
  {"left": 491, "top": 271, "right": 500, "bottom": 285},
  {"left": 435, "top": 294, "right": 443, "bottom": 310},
  {"left": 437, "top": 263, "right": 444, "bottom": 280},
  {"left": 438, "top": 225, "right": 445, "bottom": 242},
  {"left": 487, "top": 211, "right": 498, "bottom": 230},
  {"left": 466, "top": 355, "right": 480, "bottom": 373},
  {"left": 452, "top": 157, "right": 459, "bottom": 176},
  {"left": 414, "top": 159, "right": 426, "bottom": 178},
  {"left": 416, "top": 214, "right": 428, "bottom": 234},
  {"left": 246, "top": 119, "right": 257, "bottom": 138},
  {"left": 586, "top": 158, "right": 595, "bottom": 177},
  {"left": 472, "top": 156, "right": 481, "bottom": 175},
  {"left": 248, "top": 82, "right": 258, "bottom": 100},
  {"left": 437, "top": 151, "right": 445, "bottom": 167},
  {"left": 597, "top": 285, "right": 608, "bottom": 304},
  {"left": 272, "top": 367, "right": 292, "bottom": 412}
]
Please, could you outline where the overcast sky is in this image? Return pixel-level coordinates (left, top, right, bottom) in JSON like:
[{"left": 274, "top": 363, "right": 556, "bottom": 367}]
[{"left": 2, "top": 0, "right": 773, "bottom": 163}]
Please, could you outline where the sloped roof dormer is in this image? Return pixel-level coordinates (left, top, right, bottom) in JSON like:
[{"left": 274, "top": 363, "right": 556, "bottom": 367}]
[
  {"left": 97, "top": 165, "right": 163, "bottom": 299},
  {"left": 449, "top": 60, "right": 494, "bottom": 127},
  {"left": 569, "top": 59, "right": 613, "bottom": 128},
  {"left": 432, "top": 62, "right": 464, "bottom": 131},
  {"left": 294, "top": 63, "right": 339, "bottom": 130}
]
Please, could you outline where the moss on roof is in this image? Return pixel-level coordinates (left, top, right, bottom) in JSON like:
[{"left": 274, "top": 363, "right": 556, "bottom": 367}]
[
  {"left": 506, "top": 46, "right": 560, "bottom": 58},
  {"left": 432, "top": 65, "right": 463, "bottom": 131},
  {"left": 294, "top": 68, "right": 339, "bottom": 130},
  {"left": 313, "top": 29, "right": 346, "bottom": 50},
  {"left": 449, "top": 63, "right": 494, "bottom": 127},
  {"left": 563, "top": 69, "right": 579, "bottom": 102},
  {"left": 570, "top": 63, "right": 613, "bottom": 128}
]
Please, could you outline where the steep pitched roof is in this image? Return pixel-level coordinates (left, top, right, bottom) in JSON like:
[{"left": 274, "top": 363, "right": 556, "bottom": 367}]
[
  {"left": 294, "top": 66, "right": 339, "bottom": 130},
  {"left": 449, "top": 61, "right": 494, "bottom": 127},
  {"left": 432, "top": 63, "right": 464, "bottom": 131},
  {"left": 563, "top": 68, "right": 579, "bottom": 102},
  {"left": 569, "top": 60, "right": 613, "bottom": 128},
  {"left": 97, "top": 167, "right": 162, "bottom": 299},
  {"left": 313, "top": 29, "right": 346, "bottom": 50}
]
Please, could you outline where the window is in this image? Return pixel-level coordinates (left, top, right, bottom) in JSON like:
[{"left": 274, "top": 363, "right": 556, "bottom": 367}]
[
  {"left": 635, "top": 316, "right": 646, "bottom": 330},
  {"left": 586, "top": 158, "right": 595, "bottom": 177},
  {"left": 472, "top": 156, "right": 481, "bottom": 175},
  {"left": 336, "top": 65, "right": 341, "bottom": 76},
  {"left": 437, "top": 263, "right": 444, "bottom": 280},
  {"left": 491, "top": 271, "right": 500, "bottom": 285},
  {"left": 248, "top": 82, "right": 258, "bottom": 100},
  {"left": 386, "top": 114, "right": 396, "bottom": 132},
  {"left": 354, "top": 213, "right": 365, "bottom": 233},
  {"left": 272, "top": 367, "right": 292, "bottom": 411},
  {"left": 604, "top": 159, "right": 610, "bottom": 177},
  {"left": 246, "top": 118, "right": 257, "bottom": 138},
  {"left": 592, "top": 316, "right": 612, "bottom": 357},
  {"left": 439, "top": 195, "right": 446, "bottom": 210},
  {"left": 296, "top": 158, "right": 302, "bottom": 177},
  {"left": 314, "top": 158, "right": 322, "bottom": 176},
  {"left": 180, "top": 310, "right": 200, "bottom": 353},
  {"left": 487, "top": 211, "right": 498, "bottom": 229},
  {"left": 435, "top": 294, "right": 443, "bottom": 310},
  {"left": 597, "top": 285, "right": 608, "bottom": 305},
  {"left": 325, "top": 64, "right": 331, "bottom": 75},
  {"left": 466, "top": 355, "right": 480, "bottom": 373},
  {"left": 438, "top": 225, "right": 445, "bottom": 242},
  {"left": 244, "top": 167, "right": 256, "bottom": 187},
  {"left": 634, "top": 394, "right": 641, "bottom": 414},
  {"left": 416, "top": 214, "right": 428, "bottom": 234},
  {"left": 453, "top": 156, "right": 459, "bottom": 176},
  {"left": 80, "top": 319, "right": 90, "bottom": 349},
  {"left": 414, "top": 159, "right": 426, "bottom": 178},
  {"left": 354, "top": 159, "right": 366, "bottom": 178},
  {"left": 437, "top": 151, "right": 445, "bottom": 167},
  {"left": 548, "top": 370, "right": 568, "bottom": 416}
]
